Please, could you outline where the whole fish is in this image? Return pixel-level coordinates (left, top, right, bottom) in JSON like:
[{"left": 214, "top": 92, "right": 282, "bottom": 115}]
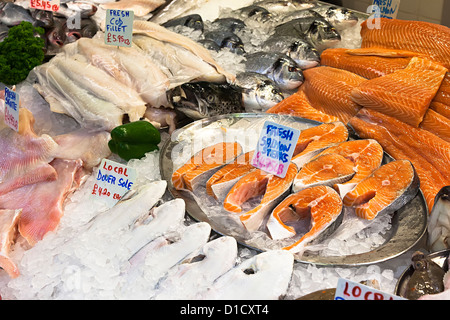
[
  {"left": 210, "top": 17, "right": 246, "bottom": 33},
  {"left": 236, "top": 5, "right": 273, "bottom": 22},
  {"left": 235, "top": 72, "right": 284, "bottom": 112},
  {"left": 0, "top": 23, "right": 9, "bottom": 42},
  {"left": 31, "top": 9, "right": 54, "bottom": 28},
  {"left": 312, "top": 5, "right": 359, "bottom": 30},
  {"left": 253, "top": 0, "right": 317, "bottom": 13},
  {"left": 54, "top": 1, "right": 97, "bottom": 19},
  {"left": 203, "top": 30, "right": 245, "bottom": 55},
  {"left": 261, "top": 35, "right": 320, "bottom": 69},
  {"left": 0, "top": 3, "right": 35, "bottom": 26},
  {"left": 167, "top": 81, "right": 245, "bottom": 120},
  {"left": 45, "top": 17, "right": 67, "bottom": 53},
  {"left": 65, "top": 18, "right": 98, "bottom": 43},
  {"left": 162, "top": 14, "right": 204, "bottom": 32},
  {"left": 244, "top": 52, "right": 304, "bottom": 91},
  {"left": 427, "top": 186, "right": 450, "bottom": 252}
]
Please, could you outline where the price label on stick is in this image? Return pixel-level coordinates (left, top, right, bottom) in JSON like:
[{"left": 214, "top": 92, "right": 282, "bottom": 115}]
[
  {"left": 334, "top": 278, "right": 407, "bottom": 300},
  {"left": 91, "top": 159, "right": 137, "bottom": 208},
  {"left": 4, "top": 87, "right": 19, "bottom": 132},
  {"left": 251, "top": 121, "right": 300, "bottom": 178},
  {"left": 105, "top": 9, "right": 134, "bottom": 47},
  {"left": 30, "top": 0, "right": 60, "bottom": 12}
]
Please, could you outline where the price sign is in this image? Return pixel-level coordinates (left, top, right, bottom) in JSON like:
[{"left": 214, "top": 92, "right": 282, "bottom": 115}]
[
  {"left": 30, "top": 0, "right": 60, "bottom": 12},
  {"left": 334, "top": 279, "right": 407, "bottom": 300},
  {"left": 251, "top": 121, "right": 300, "bottom": 178},
  {"left": 4, "top": 87, "right": 19, "bottom": 132},
  {"left": 372, "top": 0, "right": 401, "bottom": 19},
  {"left": 91, "top": 159, "right": 137, "bottom": 208},
  {"left": 105, "top": 9, "right": 134, "bottom": 47}
]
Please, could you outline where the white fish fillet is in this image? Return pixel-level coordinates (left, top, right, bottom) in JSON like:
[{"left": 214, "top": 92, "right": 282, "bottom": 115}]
[
  {"left": 198, "top": 250, "right": 294, "bottom": 300},
  {"left": 101, "top": 0, "right": 165, "bottom": 16},
  {"left": 151, "top": 236, "right": 238, "bottom": 300}
]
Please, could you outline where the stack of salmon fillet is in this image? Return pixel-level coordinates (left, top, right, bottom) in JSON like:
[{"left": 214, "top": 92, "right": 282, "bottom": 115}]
[{"left": 267, "top": 18, "right": 450, "bottom": 212}]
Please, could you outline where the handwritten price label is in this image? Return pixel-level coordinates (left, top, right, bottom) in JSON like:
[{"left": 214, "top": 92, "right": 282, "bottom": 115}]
[
  {"left": 4, "top": 87, "right": 19, "bottom": 132},
  {"left": 91, "top": 159, "right": 137, "bottom": 208},
  {"left": 334, "top": 279, "right": 406, "bottom": 300},
  {"left": 372, "top": 0, "right": 401, "bottom": 19},
  {"left": 30, "top": 0, "right": 60, "bottom": 12},
  {"left": 251, "top": 121, "right": 300, "bottom": 178},
  {"left": 105, "top": 9, "right": 134, "bottom": 47}
]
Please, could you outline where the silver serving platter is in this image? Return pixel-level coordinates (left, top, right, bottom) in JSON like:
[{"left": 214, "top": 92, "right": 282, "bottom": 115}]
[
  {"left": 160, "top": 113, "right": 428, "bottom": 266},
  {"left": 395, "top": 249, "right": 449, "bottom": 298}
]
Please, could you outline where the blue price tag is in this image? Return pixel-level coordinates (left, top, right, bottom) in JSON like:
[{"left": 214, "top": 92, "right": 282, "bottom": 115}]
[
  {"left": 251, "top": 121, "right": 300, "bottom": 178},
  {"left": 105, "top": 9, "right": 134, "bottom": 47}
]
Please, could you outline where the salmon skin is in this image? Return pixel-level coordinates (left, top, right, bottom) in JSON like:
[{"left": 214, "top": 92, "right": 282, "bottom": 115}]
[
  {"left": 360, "top": 18, "right": 450, "bottom": 69},
  {"left": 291, "top": 121, "right": 349, "bottom": 169},
  {"left": 206, "top": 151, "right": 255, "bottom": 201},
  {"left": 266, "top": 186, "right": 343, "bottom": 255},
  {"left": 343, "top": 160, "right": 419, "bottom": 220},
  {"left": 351, "top": 57, "right": 448, "bottom": 127},
  {"left": 266, "top": 90, "right": 340, "bottom": 124},
  {"left": 171, "top": 142, "right": 243, "bottom": 192},
  {"left": 348, "top": 108, "right": 450, "bottom": 212},
  {"left": 313, "top": 139, "right": 384, "bottom": 197},
  {"left": 301, "top": 66, "right": 367, "bottom": 124},
  {"left": 223, "top": 162, "right": 298, "bottom": 232},
  {"left": 292, "top": 153, "right": 356, "bottom": 192}
]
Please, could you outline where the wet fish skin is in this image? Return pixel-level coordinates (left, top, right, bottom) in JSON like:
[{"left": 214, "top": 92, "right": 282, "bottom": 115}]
[
  {"left": 0, "top": 3, "right": 35, "bottom": 26},
  {"left": 65, "top": 18, "right": 98, "bottom": 43},
  {"left": 210, "top": 17, "right": 246, "bottom": 33},
  {"left": 244, "top": 52, "right": 304, "bottom": 91},
  {"left": 235, "top": 72, "right": 284, "bottom": 112},
  {"left": 203, "top": 30, "right": 245, "bottom": 55},
  {"left": 162, "top": 14, "right": 204, "bottom": 32},
  {"left": 0, "top": 23, "right": 9, "bottom": 42},
  {"left": 31, "top": 9, "right": 54, "bottom": 28},
  {"left": 427, "top": 186, "right": 450, "bottom": 252},
  {"left": 253, "top": 0, "right": 317, "bottom": 13},
  {"left": 312, "top": 5, "right": 359, "bottom": 30},
  {"left": 236, "top": 5, "right": 273, "bottom": 22}
]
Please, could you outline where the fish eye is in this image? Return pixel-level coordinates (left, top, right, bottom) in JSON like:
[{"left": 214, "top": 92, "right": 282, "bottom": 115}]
[
  {"left": 288, "top": 66, "right": 297, "bottom": 73},
  {"left": 206, "top": 94, "right": 215, "bottom": 103},
  {"left": 272, "top": 89, "right": 279, "bottom": 94}
]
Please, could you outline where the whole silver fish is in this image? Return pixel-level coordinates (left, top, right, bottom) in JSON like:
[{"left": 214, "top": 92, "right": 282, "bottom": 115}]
[
  {"left": 312, "top": 5, "right": 359, "bottom": 30},
  {"left": 236, "top": 5, "right": 273, "bottom": 22},
  {"left": 253, "top": 0, "right": 317, "bottom": 13},
  {"left": 162, "top": 14, "right": 204, "bottom": 32},
  {"left": 203, "top": 30, "right": 245, "bottom": 55},
  {"left": 0, "top": 23, "right": 9, "bottom": 42},
  {"left": 0, "top": 2, "right": 35, "bottom": 26},
  {"left": 427, "top": 186, "right": 450, "bottom": 252},
  {"left": 244, "top": 51, "right": 304, "bottom": 91}
]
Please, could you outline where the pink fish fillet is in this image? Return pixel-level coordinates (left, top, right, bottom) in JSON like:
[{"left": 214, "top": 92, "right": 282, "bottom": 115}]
[
  {"left": 0, "top": 159, "right": 84, "bottom": 246},
  {"left": 0, "top": 209, "right": 21, "bottom": 278}
]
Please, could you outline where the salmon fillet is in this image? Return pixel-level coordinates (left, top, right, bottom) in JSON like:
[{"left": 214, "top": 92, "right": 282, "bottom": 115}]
[
  {"left": 430, "top": 101, "right": 450, "bottom": 120},
  {"left": 351, "top": 57, "right": 448, "bottom": 127},
  {"left": 266, "top": 90, "right": 339, "bottom": 123},
  {"left": 420, "top": 109, "right": 450, "bottom": 143},
  {"left": 360, "top": 18, "right": 450, "bottom": 69},
  {"left": 301, "top": 66, "right": 367, "bottom": 124}
]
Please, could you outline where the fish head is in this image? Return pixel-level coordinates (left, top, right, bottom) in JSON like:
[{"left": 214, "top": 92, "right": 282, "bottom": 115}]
[
  {"left": 272, "top": 57, "right": 304, "bottom": 90},
  {"left": 411, "top": 251, "right": 429, "bottom": 272},
  {"left": 238, "top": 74, "right": 285, "bottom": 111},
  {"left": 46, "top": 19, "right": 67, "bottom": 47},
  {"left": 184, "top": 14, "right": 204, "bottom": 32},
  {"left": 221, "top": 35, "right": 246, "bottom": 55},
  {"left": 167, "top": 83, "right": 210, "bottom": 119},
  {"left": 239, "top": 5, "right": 272, "bottom": 22},
  {"left": 288, "top": 40, "right": 321, "bottom": 69},
  {"left": 308, "top": 19, "right": 341, "bottom": 49},
  {"left": 323, "top": 6, "right": 359, "bottom": 29},
  {"left": 32, "top": 9, "right": 54, "bottom": 28},
  {"left": 212, "top": 18, "right": 246, "bottom": 33}
]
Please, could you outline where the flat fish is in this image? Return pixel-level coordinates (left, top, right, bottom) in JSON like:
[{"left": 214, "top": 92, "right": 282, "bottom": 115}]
[
  {"left": 267, "top": 186, "right": 343, "bottom": 255},
  {"left": 348, "top": 108, "right": 450, "bottom": 212},
  {"left": 171, "top": 142, "right": 243, "bottom": 192},
  {"left": 198, "top": 250, "right": 294, "bottom": 300},
  {"left": 206, "top": 151, "right": 255, "bottom": 201},
  {"left": 427, "top": 186, "right": 450, "bottom": 252},
  {"left": 301, "top": 66, "right": 367, "bottom": 124},
  {"left": 266, "top": 90, "right": 340, "bottom": 124},
  {"left": 292, "top": 153, "right": 356, "bottom": 193},
  {"left": 419, "top": 109, "right": 450, "bottom": 143},
  {"left": 151, "top": 236, "right": 238, "bottom": 300},
  {"left": 351, "top": 57, "right": 448, "bottom": 127},
  {"left": 313, "top": 139, "right": 384, "bottom": 197},
  {"left": 101, "top": 0, "right": 165, "bottom": 17},
  {"left": 291, "top": 121, "right": 349, "bottom": 169},
  {"left": 360, "top": 18, "right": 450, "bottom": 69},
  {"left": 343, "top": 160, "right": 419, "bottom": 220},
  {"left": 223, "top": 162, "right": 298, "bottom": 232},
  {"left": 0, "top": 209, "right": 21, "bottom": 278}
]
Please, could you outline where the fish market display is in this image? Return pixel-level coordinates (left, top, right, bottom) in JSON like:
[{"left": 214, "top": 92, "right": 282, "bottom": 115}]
[
  {"left": 343, "top": 160, "right": 419, "bottom": 220},
  {"left": 419, "top": 254, "right": 450, "bottom": 300},
  {"left": 0, "top": 209, "right": 21, "bottom": 278},
  {"left": 351, "top": 57, "right": 448, "bottom": 127},
  {"left": 419, "top": 109, "right": 450, "bottom": 143},
  {"left": 100, "top": 0, "right": 165, "bottom": 17},
  {"left": 267, "top": 185, "right": 343, "bottom": 255},
  {"left": 427, "top": 187, "right": 450, "bottom": 252},
  {"left": 224, "top": 162, "right": 298, "bottom": 232},
  {"left": 171, "top": 142, "right": 243, "bottom": 192}
]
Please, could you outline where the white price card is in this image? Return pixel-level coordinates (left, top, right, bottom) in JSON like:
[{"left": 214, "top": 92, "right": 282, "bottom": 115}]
[
  {"left": 30, "top": 0, "right": 61, "bottom": 12},
  {"left": 4, "top": 87, "right": 19, "bottom": 132},
  {"left": 251, "top": 121, "right": 300, "bottom": 178},
  {"left": 334, "top": 278, "right": 407, "bottom": 300},
  {"left": 105, "top": 9, "right": 134, "bottom": 47},
  {"left": 372, "top": 0, "right": 401, "bottom": 19},
  {"left": 91, "top": 159, "right": 137, "bottom": 208}
]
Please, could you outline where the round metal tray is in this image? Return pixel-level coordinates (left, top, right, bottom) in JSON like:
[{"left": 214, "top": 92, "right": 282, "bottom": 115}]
[{"left": 160, "top": 113, "right": 428, "bottom": 266}]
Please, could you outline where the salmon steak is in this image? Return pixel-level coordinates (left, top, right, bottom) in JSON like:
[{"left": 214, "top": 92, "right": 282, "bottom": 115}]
[
  {"left": 223, "top": 162, "right": 298, "bottom": 232},
  {"left": 348, "top": 108, "right": 450, "bottom": 212},
  {"left": 343, "top": 160, "right": 419, "bottom": 220},
  {"left": 292, "top": 153, "right": 356, "bottom": 192},
  {"left": 313, "top": 139, "right": 384, "bottom": 197},
  {"left": 291, "top": 121, "right": 349, "bottom": 169},
  {"left": 360, "top": 18, "right": 450, "bottom": 69},
  {"left": 266, "top": 186, "right": 343, "bottom": 255},
  {"left": 351, "top": 57, "right": 448, "bottom": 127},
  {"left": 171, "top": 142, "right": 243, "bottom": 192},
  {"left": 206, "top": 151, "right": 255, "bottom": 201},
  {"left": 266, "top": 90, "right": 340, "bottom": 124},
  {"left": 301, "top": 66, "right": 367, "bottom": 124}
]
